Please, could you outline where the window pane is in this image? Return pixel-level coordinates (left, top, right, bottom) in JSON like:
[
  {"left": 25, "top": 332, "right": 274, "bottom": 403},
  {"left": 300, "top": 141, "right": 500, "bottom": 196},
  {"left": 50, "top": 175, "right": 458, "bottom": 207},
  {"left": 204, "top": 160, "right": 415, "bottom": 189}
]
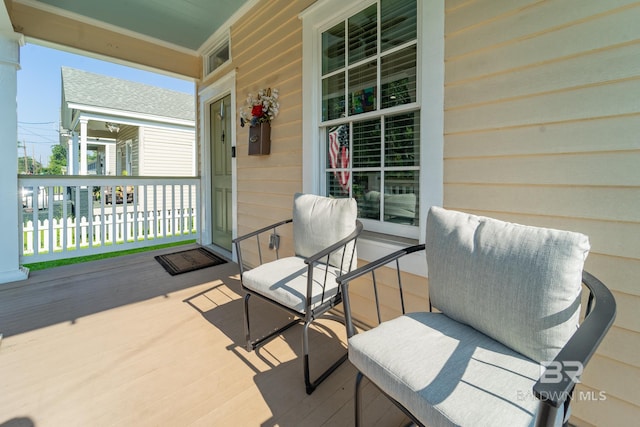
[
  {"left": 384, "top": 171, "right": 419, "bottom": 225},
  {"left": 353, "top": 171, "right": 381, "bottom": 220},
  {"left": 326, "top": 124, "right": 349, "bottom": 169},
  {"left": 322, "top": 74, "right": 345, "bottom": 121},
  {"left": 352, "top": 119, "right": 380, "bottom": 168},
  {"left": 385, "top": 111, "right": 420, "bottom": 166},
  {"left": 322, "top": 22, "right": 345, "bottom": 74},
  {"left": 381, "top": 46, "right": 417, "bottom": 108},
  {"left": 381, "top": 0, "right": 417, "bottom": 52},
  {"left": 207, "top": 41, "right": 229, "bottom": 75},
  {"left": 326, "top": 171, "right": 351, "bottom": 197},
  {"left": 349, "top": 61, "right": 377, "bottom": 116},
  {"left": 349, "top": 4, "right": 377, "bottom": 64}
]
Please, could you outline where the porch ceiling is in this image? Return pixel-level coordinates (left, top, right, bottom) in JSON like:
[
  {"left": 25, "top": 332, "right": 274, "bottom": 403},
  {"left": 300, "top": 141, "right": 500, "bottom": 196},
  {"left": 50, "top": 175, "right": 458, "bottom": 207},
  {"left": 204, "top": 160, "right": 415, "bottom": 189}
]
[
  {"left": 6, "top": 0, "right": 254, "bottom": 77},
  {"left": 14, "top": 0, "right": 251, "bottom": 51}
]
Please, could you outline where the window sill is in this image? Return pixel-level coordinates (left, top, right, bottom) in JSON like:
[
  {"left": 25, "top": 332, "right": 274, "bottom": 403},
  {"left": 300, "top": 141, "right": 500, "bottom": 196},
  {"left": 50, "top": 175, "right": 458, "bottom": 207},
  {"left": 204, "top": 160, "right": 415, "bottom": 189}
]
[{"left": 357, "top": 230, "right": 427, "bottom": 278}]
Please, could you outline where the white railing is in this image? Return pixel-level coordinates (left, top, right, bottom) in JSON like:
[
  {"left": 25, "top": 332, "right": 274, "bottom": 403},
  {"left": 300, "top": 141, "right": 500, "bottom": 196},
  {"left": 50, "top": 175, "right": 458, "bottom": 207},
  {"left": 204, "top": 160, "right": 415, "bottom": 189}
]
[{"left": 18, "top": 175, "right": 200, "bottom": 263}]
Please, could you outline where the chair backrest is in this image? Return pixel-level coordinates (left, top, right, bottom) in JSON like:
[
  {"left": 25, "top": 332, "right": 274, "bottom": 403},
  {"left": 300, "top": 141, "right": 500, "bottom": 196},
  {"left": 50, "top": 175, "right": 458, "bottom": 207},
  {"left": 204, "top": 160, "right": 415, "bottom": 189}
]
[
  {"left": 293, "top": 193, "right": 358, "bottom": 270},
  {"left": 425, "top": 206, "right": 590, "bottom": 363}
]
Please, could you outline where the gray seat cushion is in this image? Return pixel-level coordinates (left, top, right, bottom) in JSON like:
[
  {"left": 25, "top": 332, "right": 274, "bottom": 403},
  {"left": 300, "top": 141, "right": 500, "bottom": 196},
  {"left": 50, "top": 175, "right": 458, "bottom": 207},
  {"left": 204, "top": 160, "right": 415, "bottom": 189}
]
[
  {"left": 242, "top": 256, "right": 343, "bottom": 313},
  {"left": 293, "top": 193, "right": 357, "bottom": 270},
  {"left": 349, "top": 312, "right": 544, "bottom": 427},
  {"left": 425, "top": 207, "right": 590, "bottom": 363}
]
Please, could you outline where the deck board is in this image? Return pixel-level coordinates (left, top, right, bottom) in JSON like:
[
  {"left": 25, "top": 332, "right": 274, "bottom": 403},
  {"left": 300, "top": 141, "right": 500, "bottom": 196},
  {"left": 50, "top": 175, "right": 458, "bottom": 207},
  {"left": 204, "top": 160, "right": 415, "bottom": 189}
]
[{"left": 0, "top": 245, "right": 406, "bottom": 426}]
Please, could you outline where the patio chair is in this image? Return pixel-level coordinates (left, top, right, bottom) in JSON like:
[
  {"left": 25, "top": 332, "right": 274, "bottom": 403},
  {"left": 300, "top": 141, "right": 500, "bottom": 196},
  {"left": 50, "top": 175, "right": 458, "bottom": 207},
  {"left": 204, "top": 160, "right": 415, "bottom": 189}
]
[
  {"left": 233, "top": 193, "right": 363, "bottom": 394},
  {"left": 337, "top": 206, "right": 616, "bottom": 427}
]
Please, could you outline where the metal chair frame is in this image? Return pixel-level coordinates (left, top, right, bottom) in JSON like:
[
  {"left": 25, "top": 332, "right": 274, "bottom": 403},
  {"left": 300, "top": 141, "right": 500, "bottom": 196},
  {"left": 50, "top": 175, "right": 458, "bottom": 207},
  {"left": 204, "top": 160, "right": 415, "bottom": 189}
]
[
  {"left": 337, "top": 244, "right": 616, "bottom": 427},
  {"left": 234, "top": 218, "right": 363, "bottom": 394}
]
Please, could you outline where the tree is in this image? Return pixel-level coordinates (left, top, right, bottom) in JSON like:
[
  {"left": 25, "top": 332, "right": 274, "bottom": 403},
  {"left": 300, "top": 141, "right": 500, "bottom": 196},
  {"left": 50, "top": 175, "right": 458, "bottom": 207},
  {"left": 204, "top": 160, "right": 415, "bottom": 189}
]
[
  {"left": 17, "top": 156, "right": 42, "bottom": 174},
  {"left": 43, "top": 144, "right": 67, "bottom": 175}
]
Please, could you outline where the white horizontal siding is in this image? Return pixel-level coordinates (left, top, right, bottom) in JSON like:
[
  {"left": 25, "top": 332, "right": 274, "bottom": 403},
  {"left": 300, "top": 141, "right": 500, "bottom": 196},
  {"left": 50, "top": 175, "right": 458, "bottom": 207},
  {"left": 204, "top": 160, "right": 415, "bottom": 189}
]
[
  {"left": 445, "top": 1, "right": 640, "bottom": 425},
  {"left": 141, "top": 127, "right": 195, "bottom": 177}
]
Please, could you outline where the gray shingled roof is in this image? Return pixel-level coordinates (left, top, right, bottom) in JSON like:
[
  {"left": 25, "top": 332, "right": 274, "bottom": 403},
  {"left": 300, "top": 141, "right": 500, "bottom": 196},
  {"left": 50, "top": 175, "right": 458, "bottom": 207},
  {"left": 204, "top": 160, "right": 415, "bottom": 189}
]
[{"left": 61, "top": 67, "right": 194, "bottom": 122}]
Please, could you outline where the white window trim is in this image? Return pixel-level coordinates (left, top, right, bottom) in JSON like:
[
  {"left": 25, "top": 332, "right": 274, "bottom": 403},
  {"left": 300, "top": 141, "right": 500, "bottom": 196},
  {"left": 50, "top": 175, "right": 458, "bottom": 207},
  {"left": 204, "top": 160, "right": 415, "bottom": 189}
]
[
  {"left": 202, "top": 31, "right": 231, "bottom": 78},
  {"left": 301, "top": 0, "right": 444, "bottom": 276}
]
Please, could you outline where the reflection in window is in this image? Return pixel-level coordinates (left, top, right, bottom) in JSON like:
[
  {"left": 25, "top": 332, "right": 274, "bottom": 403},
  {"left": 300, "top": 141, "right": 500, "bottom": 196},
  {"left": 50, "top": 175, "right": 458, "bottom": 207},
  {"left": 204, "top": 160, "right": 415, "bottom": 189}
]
[
  {"left": 323, "top": 73, "right": 345, "bottom": 121},
  {"left": 353, "top": 120, "right": 381, "bottom": 167},
  {"left": 353, "top": 171, "right": 381, "bottom": 220},
  {"left": 349, "top": 5, "right": 377, "bottom": 64},
  {"left": 385, "top": 111, "right": 419, "bottom": 167},
  {"left": 322, "top": 22, "right": 345, "bottom": 74},
  {"left": 349, "top": 61, "right": 377, "bottom": 115},
  {"left": 381, "top": 46, "right": 417, "bottom": 108},
  {"left": 320, "top": 0, "right": 419, "bottom": 234},
  {"left": 381, "top": 0, "right": 417, "bottom": 52},
  {"left": 205, "top": 39, "right": 230, "bottom": 76},
  {"left": 384, "top": 170, "right": 419, "bottom": 225}
]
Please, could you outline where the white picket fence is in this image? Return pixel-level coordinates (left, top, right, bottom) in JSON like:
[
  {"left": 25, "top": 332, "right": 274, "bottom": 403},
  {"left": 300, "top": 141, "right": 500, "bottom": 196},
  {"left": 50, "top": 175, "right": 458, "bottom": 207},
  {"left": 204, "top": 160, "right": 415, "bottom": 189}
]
[
  {"left": 18, "top": 176, "right": 200, "bottom": 263},
  {"left": 23, "top": 208, "right": 196, "bottom": 256}
]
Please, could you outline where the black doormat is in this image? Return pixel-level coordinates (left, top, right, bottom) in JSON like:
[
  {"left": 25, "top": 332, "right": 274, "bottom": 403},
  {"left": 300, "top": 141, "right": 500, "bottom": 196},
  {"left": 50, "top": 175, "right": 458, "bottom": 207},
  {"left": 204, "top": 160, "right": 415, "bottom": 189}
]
[{"left": 155, "top": 247, "right": 227, "bottom": 276}]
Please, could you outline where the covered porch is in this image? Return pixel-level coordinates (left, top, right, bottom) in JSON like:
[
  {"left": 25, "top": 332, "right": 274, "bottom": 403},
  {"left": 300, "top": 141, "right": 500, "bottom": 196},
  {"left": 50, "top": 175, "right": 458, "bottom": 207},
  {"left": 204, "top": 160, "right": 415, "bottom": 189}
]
[
  {"left": 0, "top": 0, "right": 637, "bottom": 425},
  {"left": 0, "top": 245, "right": 406, "bottom": 426}
]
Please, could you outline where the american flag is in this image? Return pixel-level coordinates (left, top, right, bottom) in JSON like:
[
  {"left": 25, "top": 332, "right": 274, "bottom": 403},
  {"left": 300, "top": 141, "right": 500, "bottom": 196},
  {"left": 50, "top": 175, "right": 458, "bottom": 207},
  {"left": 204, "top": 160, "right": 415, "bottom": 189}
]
[{"left": 328, "top": 125, "right": 350, "bottom": 193}]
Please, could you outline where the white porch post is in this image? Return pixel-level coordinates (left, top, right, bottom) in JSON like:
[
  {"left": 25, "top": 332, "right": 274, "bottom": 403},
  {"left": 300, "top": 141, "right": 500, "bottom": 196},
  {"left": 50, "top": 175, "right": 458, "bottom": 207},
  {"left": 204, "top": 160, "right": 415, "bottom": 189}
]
[
  {"left": 105, "top": 143, "right": 112, "bottom": 175},
  {"left": 0, "top": 21, "right": 28, "bottom": 283},
  {"left": 71, "top": 132, "right": 79, "bottom": 175},
  {"left": 67, "top": 136, "right": 74, "bottom": 175},
  {"left": 79, "top": 119, "right": 88, "bottom": 175}
]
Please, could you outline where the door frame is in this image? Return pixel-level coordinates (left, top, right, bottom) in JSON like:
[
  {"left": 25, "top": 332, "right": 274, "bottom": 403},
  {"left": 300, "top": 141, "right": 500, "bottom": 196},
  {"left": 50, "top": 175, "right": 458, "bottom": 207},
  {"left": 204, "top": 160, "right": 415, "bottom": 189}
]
[{"left": 199, "top": 70, "right": 237, "bottom": 261}]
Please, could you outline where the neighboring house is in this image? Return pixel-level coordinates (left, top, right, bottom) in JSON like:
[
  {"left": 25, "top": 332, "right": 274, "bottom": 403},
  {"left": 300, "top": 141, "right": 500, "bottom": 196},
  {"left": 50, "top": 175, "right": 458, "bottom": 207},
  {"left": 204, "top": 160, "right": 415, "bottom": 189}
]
[
  {"left": 1, "top": 1, "right": 639, "bottom": 425},
  {"left": 60, "top": 67, "right": 195, "bottom": 177}
]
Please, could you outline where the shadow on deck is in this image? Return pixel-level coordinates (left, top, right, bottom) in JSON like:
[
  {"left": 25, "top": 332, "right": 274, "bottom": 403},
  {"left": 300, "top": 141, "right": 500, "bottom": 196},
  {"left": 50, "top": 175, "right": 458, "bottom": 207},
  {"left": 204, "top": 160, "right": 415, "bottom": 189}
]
[{"left": 0, "top": 244, "right": 406, "bottom": 426}]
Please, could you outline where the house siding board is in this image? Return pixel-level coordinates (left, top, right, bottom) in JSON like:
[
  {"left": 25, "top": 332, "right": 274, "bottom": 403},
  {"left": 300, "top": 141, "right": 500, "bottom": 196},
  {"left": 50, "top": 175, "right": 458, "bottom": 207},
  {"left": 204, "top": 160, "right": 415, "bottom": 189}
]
[
  {"left": 141, "top": 127, "right": 194, "bottom": 177},
  {"left": 445, "top": 4, "right": 640, "bottom": 83},
  {"left": 209, "top": 0, "right": 313, "bottom": 268},
  {"left": 445, "top": 1, "right": 640, "bottom": 423},
  {"left": 444, "top": 115, "right": 640, "bottom": 158},
  {"left": 446, "top": 0, "right": 639, "bottom": 58},
  {"left": 116, "top": 126, "right": 138, "bottom": 175}
]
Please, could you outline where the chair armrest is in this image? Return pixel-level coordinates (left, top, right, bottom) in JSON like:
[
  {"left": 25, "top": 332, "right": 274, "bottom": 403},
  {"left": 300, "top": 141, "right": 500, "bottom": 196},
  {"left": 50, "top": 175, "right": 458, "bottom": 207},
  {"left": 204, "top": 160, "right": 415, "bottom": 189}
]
[
  {"left": 232, "top": 218, "right": 292, "bottom": 244},
  {"left": 337, "top": 243, "right": 426, "bottom": 337},
  {"left": 337, "top": 243, "right": 425, "bottom": 284},
  {"left": 233, "top": 218, "right": 292, "bottom": 275},
  {"left": 533, "top": 270, "right": 616, "bottom": 408},
  {"left": 300, "top": 221, "right": 363, "bottom": 315},
  {"left": 304, "top": 220, "right": 364, "bottom": 265}
]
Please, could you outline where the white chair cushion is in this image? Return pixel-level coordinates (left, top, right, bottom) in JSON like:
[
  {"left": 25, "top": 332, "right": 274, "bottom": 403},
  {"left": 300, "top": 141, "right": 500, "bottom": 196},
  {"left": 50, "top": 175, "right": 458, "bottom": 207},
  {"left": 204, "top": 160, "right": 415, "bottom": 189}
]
[
  {"left": 425, "top": 206, "right": 589, "bottom": 363},
  {"left": 349, "top": 312, "right": 547, "bottom": 427},
  {"left": 242, "top": 256, "right": 343, "bottom": 313},
  {"left": 293, "top": 193, "right": 357, "bottom": 270}
]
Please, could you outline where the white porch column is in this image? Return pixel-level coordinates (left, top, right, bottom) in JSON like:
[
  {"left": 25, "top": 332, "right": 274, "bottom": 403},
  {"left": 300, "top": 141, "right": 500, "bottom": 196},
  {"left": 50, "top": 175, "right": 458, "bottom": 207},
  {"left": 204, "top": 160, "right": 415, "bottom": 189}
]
[
  {"left": 105, "top": 143, "right": 112, "bottom": 175},
  {"left": 0, "top": 25, "right": 28, "bottom": 283},
  {"left": 67, "top": 136, "right": 74, "bottom": 175},
  {"left": 79, "top": 119, "right": 88, "bottom": 175},
  {"left": 71, "top": 131, "right": 79, "bottom": 175}
]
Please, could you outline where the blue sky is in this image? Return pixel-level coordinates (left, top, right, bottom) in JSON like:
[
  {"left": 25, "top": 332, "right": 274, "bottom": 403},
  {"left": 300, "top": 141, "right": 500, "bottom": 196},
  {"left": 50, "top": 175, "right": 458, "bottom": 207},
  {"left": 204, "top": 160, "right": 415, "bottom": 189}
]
[{"left": 17, "top": 43, "right": 194, "bottom": 167}]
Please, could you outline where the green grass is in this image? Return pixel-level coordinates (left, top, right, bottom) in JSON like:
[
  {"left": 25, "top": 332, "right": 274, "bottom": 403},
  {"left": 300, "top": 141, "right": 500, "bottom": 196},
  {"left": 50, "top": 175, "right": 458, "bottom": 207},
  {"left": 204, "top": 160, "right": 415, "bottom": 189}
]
[{"left": 23, "top": 239, "right": 197, "bottom": 271}]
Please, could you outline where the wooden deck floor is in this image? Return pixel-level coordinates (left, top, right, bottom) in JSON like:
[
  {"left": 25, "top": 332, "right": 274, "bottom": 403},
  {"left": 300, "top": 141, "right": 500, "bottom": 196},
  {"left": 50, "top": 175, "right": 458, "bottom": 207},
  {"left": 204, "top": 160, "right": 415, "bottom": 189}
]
[{"left": 0, "top": 245, "right": 406, "bottom": 427}]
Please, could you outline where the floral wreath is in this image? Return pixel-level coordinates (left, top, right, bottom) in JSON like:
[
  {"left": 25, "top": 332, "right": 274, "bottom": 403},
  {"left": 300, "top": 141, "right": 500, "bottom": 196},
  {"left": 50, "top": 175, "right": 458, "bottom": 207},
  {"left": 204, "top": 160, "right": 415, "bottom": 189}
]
[{"left": 239, "top": 88, "right": 280, "bottom": 127}]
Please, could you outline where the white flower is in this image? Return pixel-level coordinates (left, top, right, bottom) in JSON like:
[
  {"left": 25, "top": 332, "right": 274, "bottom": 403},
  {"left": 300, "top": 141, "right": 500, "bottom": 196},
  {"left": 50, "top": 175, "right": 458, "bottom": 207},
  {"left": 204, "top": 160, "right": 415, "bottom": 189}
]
[{"left": 239, "top": 87, "right": 280, "bottom": 127}]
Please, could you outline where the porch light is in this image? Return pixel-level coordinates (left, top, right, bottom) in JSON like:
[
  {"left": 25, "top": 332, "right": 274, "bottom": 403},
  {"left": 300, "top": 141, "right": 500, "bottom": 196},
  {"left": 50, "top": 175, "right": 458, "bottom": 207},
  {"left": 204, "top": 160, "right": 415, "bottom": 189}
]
[{"left": 105, "top": 122, "right": 120, "bottom": 133}]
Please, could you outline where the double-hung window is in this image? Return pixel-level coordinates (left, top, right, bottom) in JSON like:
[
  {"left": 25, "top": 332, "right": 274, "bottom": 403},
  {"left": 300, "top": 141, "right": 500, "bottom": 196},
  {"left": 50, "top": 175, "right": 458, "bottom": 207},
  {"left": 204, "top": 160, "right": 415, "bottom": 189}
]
[{"left": 319, "top": 0, "right": 420, "bottom": 238}]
